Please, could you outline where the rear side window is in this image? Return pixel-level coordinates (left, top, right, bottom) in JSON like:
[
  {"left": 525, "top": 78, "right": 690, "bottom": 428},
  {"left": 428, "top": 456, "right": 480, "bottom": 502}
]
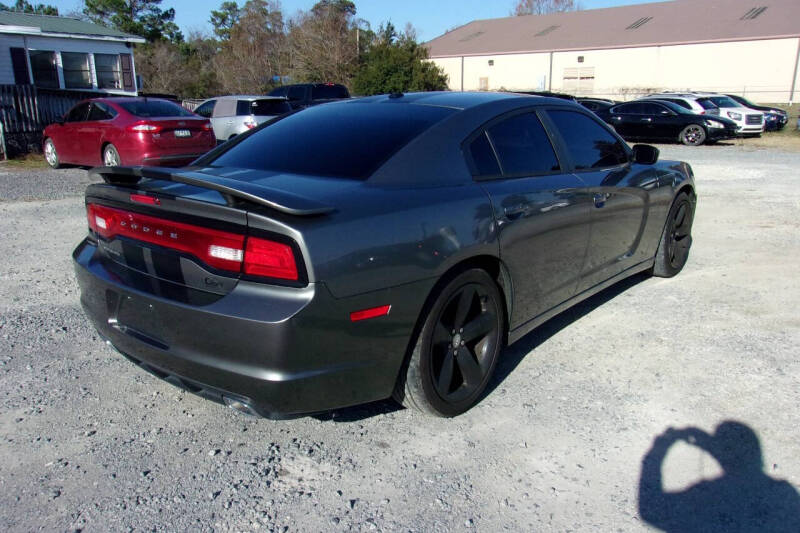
[
  {"left": 195, "top": 100, "right": 215, "bottom": 118},
  {"left": 612, "top": 103, "right": 645, "bottom": 114},
  {"left": 547, "top": 110, "right": 628, "bottom": 170},
  {"left": 65, "top": 102, "right": 90, "bottom": 122},
  {"left": 312, "top": 84, "right": 350, "bottom": 100},
  {"left": 208, "top": 102, "right": 456, "bottom": 179},
  {"left": 120, "top": 99, "right": 194, "bottom": 118},
  {"left": 640, "top": 103, "right": 668, "bottom": 115},
  {"left": 468, "top": 133, "right": 501, "bottom": 177},
  {"left": 238, "top": 99, "right": 291, "bottom": 116},
  {"left": 88, "top": 102, "right": 117, "bottom": 121},
  {"left": 668, "top": 99, "right": 692, "bottom": 110},
  {"left": 485, "top": 112, "right": 559, "bottom": 176},
  {"left": 697, "top": 98, "right": 718, "bottom": 110}
]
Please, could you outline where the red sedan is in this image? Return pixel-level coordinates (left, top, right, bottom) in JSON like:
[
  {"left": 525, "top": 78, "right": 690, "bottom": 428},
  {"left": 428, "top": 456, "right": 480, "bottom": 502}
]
[{"left": 43, "top": 98, "right": 217, "bottom": 168}]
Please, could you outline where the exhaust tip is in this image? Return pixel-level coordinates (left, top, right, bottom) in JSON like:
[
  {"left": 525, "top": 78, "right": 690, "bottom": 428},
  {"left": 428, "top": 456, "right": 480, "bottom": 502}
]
[{"left": 223, "top": 396, "right": 260, "bottom": 417}]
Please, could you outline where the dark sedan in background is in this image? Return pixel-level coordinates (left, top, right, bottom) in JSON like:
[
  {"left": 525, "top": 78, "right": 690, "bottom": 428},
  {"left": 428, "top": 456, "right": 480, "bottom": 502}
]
[
  {"left": 596, "top": 99, "right": 738, "bottom": 145},
  {"left": 43, "top": 98, "right": 216, "bottom": 169},
  {"left": 726, "top": 94, "right": 788, "bottom": 130},
  {"left": 74, "top": 92, "right": 696, "bottom": 418}
]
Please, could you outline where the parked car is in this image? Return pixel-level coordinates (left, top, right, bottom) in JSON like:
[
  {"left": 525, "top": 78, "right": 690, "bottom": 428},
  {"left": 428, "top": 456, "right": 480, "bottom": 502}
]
[
  {"left": 644, "top": 93, "right": 720, "bottom": 116},
  {"left": 193, "top": 95, "right": 291, "bottom": 142},
  {"left": 577, "top": 98, "right": 617, "bottom": 113},
  {"left": 692, "top": 93, "right": 764, "bottom": 135},
  {"left": 596, "top": 99, "right": 738, "bottom": 145},
  {"left": 725, "top": 94, "right": 788, "bottom": 131},
  {"left": 43, "top": 98, "right": 215, "bottom": 168},
  {"left": 267, "top": 83, "right": 350, "bottom": 110},
  {"left": 74, "top": 92, "right": 696, "bottom": 418}
]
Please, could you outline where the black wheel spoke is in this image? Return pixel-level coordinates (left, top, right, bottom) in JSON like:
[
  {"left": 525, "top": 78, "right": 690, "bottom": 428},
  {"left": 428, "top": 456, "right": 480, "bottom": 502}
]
[
  {"left": 437, "top": 351, "right": 455, "bottom": 394},
  {"left": 453, "top": 287, "right": 475, "bottom": 329},
  {"left": 456, "top": 346, "right": 483, "bottom": 386},
  {"left": 461, "top": 312, "right": 495, "bottom": 343},
  {"left": 433, "top": 322, "right": 451, "bottom": 348}
]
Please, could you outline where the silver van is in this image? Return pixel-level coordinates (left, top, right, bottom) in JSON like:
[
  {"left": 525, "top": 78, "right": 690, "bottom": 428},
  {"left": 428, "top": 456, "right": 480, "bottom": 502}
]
[{"left": 194, "top": 95, "right": 291, "bottom": 142}]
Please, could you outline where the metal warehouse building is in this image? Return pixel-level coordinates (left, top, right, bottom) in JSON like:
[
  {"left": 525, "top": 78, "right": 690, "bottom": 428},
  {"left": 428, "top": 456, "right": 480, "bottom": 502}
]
[{"left": 426, "top": 0, "right": 800, "bottom": 103}]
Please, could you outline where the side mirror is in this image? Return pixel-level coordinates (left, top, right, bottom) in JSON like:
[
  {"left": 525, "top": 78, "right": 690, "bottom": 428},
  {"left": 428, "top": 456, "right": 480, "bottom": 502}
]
[{"left": 631, "top": 144, "right": 659, "bottom": 165}]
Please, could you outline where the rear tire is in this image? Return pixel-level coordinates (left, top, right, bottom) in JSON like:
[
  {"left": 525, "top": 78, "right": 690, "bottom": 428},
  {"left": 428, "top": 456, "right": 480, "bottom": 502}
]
[
  {"left": 103, "top": 144, "right": 121, "bottom": 167},
  {"left": 43, "top": 138, "right": 60, "bottom": 169},
  {"left": 393, "top": 269, "right": 505, "bottom": 417},
  {"left": 653, "top": 192, "right": 695, "bottom": 277},
  {"left": 679, "top": 124, "right": 706, "bottom": 146}
]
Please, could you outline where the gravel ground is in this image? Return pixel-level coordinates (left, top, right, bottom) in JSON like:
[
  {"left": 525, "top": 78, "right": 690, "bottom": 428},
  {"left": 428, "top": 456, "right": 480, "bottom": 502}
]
[{"left": 1, "top": 144, "right": 799, "bottom": 532}]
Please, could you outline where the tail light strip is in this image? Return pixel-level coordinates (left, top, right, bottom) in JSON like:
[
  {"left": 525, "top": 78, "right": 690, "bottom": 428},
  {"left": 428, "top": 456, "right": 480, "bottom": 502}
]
[{"left": 87, "top": 203, "right": 298, "bottom": 281}]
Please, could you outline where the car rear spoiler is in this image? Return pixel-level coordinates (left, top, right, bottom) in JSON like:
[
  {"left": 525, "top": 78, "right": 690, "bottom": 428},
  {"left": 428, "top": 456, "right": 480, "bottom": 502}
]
[{"left": 90, "top": 166, "right": 335, "bottom": 216}]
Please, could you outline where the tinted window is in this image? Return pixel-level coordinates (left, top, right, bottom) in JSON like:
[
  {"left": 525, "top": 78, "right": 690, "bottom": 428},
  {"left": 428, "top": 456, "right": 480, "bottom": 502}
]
[
  {"left": 696, "top": 98, "right": 719, "bottom": 110},
  {"left": 486, "top": 112, "right": 559, "bottom": 176},
  {"left": 468, "top": 132, "right": 501, "bottom": 177},
  {"left": 195, "top": 100, "right": 215, "bottom": 118},
  {"left": 612, "top": 103, "right": 645, "bottom": 114},
  {"left": 547, "top": 110, "right": 628, "bottom": 170},
  {"left": 640, "top": 103, "right": 669, "bottom": 115},
  {"left": 65, "top": 102, "right": 90, "bottom": 122},
  {"left": 312, "top": 84, "right": 350, "bottom": 100},
  {"left": 707, "top": 96, "right": 740, "bottom": 108},
  {"left": 88, "top": 102, "right": 116, "bottom": 121},
  {"left": 238, "top": 99, "right": 291, "bottom": 116},
  {"left": 119, "top": 100, "right": 194, "bottom": 118},
  {"left": 287, "top": 86, "right": 306, "bottom": 102},
  {"left": 268, "top": 86, "right": 288, "bottom": 97},
  {"left": 666, "top": 99, "right": 692, "bottom": 110},
  {"left": 208, "top": 102, "right": 456, "bottom": 179}
]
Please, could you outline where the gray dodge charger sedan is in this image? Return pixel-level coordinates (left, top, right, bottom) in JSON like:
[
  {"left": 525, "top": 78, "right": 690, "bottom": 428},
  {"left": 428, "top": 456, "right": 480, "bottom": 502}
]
[{"left": 73, "top": 92, "right": 696, "bottom": 417}]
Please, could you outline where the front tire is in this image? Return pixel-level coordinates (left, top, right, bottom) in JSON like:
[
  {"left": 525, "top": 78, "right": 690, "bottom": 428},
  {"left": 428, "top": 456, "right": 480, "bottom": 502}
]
[
  {"left": 679, "top": 124, "right": 706, "bottom": 146},
  {"left": 43, "top": 138, "right": 60, "bottom": 169},
  {"left": 653, "top": 192, "right": 695, "bottom": 277},
  {"left": 103, "top": 144, "right": 121, "bottom": 167},
  {"left": 394, "top": 269, "right": 505, "bottom": 417}
]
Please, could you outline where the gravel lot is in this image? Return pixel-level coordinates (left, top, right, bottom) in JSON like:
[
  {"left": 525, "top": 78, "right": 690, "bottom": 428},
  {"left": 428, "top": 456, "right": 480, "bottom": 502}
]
[{"left": 1, "top": 144, "right": 799, "bottom": 532}]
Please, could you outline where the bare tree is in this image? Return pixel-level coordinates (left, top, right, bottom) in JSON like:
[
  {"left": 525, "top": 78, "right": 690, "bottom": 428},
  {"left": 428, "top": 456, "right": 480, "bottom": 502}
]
[
  {"left": 513, "top": 0, "right": 579, "bottom": 16},
  {"left": 213, "top": 0, "right": 287, "bottom": 94},
  {"left": 286, "top": 1, "right": 358, "bottom": 84}
]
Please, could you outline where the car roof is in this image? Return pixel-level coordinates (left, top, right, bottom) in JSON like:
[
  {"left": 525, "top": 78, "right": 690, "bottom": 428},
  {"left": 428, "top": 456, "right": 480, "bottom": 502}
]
[
  {"left": 205, "top": 95, "right": 286, "bottom": 101},
  {"left": 336, "top": 91, "right": 572, "bottom": 111}
]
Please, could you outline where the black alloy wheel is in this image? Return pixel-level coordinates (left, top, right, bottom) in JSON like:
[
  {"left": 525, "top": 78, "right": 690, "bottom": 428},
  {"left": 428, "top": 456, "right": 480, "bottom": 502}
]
[
  {"left": 395, "top": 269, "right": 504, "bottom": 416},
  {"left": 680, "top": 124, "right": 706, "bottom": 146},
  {"left": 653, "top": 192, "right": 694, "bottom": 277}
]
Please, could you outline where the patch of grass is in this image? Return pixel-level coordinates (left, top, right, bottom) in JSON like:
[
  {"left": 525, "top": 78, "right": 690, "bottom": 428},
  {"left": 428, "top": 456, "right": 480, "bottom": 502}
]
[{"left": 0, "top": 153, "right": 49, "bottom": 170}]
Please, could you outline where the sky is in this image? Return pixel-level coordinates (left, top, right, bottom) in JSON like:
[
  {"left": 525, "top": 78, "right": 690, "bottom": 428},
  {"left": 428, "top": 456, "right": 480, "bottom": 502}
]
[{"left": 46, "top": 0, "right": 667, "bottom": 41}]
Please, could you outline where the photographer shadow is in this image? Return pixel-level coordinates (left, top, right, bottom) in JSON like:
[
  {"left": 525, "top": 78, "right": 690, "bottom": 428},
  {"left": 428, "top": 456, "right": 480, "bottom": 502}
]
[{"left": 638, "top": 421, "right": 800, "bottom": 532}]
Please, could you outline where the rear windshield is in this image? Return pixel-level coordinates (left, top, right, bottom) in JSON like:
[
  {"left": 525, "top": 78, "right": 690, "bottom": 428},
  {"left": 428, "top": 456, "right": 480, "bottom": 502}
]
[
  {"left": 312, "top": 84, "right": 349, "bottom": 100},
  {"left": 237, "top": 99, "right": 291, "bottom": 117},
  {"left": 119, "top": 100, "right": 195, "bottom": 118},
  {"left": 207, "top": 102, "right": 455, "bottom": 179}
]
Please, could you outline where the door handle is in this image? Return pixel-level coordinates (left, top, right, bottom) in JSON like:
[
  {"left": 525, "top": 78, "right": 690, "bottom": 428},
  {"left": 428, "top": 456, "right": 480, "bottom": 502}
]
[
  {"left": 503, "top": 203, "right": 530, "bottom": 220},
  {"left": 593, "top": 193, "right": 611, "bottom": 208},
  {"left": 640, "top": 118, "right": 652, "bottom": 122}
]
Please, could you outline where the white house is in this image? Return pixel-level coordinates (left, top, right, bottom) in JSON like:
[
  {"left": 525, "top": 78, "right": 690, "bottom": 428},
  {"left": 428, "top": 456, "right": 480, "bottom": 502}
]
[
  {"left": 0, "top": 11, "right": 144, "bottom": 95},
  {"left": 426, "top": 0, "right": 800, "bottom": 103}
]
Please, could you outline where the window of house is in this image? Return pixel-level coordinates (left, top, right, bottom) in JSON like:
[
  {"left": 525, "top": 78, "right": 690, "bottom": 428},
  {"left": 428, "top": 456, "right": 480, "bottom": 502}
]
[
  {"left": 94, "top": 54, "right": 121, "bottom": 89},
  {"left": 29, "top": 50, "right": 59, "bottom": 88},
  {"left": 61, "top": 52, "right": 92, "bottom": 89}
]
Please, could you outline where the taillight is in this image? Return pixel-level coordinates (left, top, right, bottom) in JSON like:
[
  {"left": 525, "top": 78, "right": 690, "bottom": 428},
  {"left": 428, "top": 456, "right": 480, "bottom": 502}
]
[
  {"left": 86, "top": 203, "right": 300, "bottom": 282},
  {"left": 244, "top": 237, "right": 298, "bottom": 280},
  {"left": 128, "top": 121, "right": 162, "bottom": 133},
  {"left": 202, "top": 121, "right": 213, "bottom": 131}
]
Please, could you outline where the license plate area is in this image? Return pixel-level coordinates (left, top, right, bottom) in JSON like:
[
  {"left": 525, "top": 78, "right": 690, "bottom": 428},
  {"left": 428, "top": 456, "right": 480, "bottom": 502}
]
[
  {"left": 174, "top": 129, "right": 191, "bottom": 138},
  {"left": 114, "top": 294, "right": 168, "bottom": 349}
]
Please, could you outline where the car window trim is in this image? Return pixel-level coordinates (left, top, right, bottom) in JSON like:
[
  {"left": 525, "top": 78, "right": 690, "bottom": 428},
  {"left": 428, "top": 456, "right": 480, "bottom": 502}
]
[
  {"left": 539, "top": 105, "right": 632, "bottom": 173},
  {"left": 461, "top": 106, "right": 566, "bottom": 182}
]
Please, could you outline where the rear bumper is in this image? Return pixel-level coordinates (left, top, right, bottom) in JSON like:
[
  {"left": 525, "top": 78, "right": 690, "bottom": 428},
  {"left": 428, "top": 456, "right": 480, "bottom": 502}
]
[{"left": 73, "top": 238, "right": 429, "bottom": 417}]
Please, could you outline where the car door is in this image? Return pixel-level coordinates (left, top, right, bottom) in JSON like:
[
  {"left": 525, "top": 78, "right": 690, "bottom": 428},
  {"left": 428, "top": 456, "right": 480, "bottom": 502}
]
[
  {"left": 77, "top": 102, "right": 115, "bottom": 165},
  {"left": 58, "top": 102, "right": 91, "bottom": 163},
  {"left": 544, "top": 108, "right": 652, "bottom": 291},
  {"left": 470, "top": 110, "right": 593, "bottom": 329},
  {"left": 211, "top": 99, "right": 237, "bottom": 140},
  {"left": 639, "top": 102, "right": 682, "bottom": 140},
  {"left": 606, "top": 103, "right": 647, "bottom": 138}
]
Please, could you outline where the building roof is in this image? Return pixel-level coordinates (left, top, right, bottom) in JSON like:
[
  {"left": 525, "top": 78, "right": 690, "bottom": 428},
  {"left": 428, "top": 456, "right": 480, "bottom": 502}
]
[
  {"left": 0, "top": 11, "right": 145, "bottom": 42},
  {"left": 426, "top": 0, "right": 800, "bottom": 58}
]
